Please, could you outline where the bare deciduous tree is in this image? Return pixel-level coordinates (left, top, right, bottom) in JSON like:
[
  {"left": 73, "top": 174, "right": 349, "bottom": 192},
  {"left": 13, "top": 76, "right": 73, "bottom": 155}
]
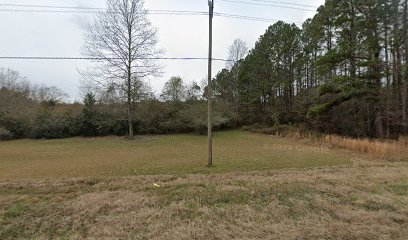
[
  {"left": 0, "top": 68, "right": 30, "bottom": 97},
  {"left": 226, "top": 39, "right": 248, "bottom": 70},
  {"left": 161, "top": 76, "right": 186, "bottom": 102},
  {"left": 82, "top": 0, "right": 162, "bottom": 138},
  {"left": 32, "top": 85, "right": 69, "bottom": 104}
]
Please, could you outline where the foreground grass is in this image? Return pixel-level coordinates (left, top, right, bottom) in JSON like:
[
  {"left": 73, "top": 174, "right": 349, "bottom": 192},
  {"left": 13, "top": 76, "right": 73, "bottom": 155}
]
[
  {"left": 3, "top": 131, "right": 406, "bottom": 239},
  {"left": 0, "top": 131, "right": 348, "bottom": 180},
  {"left": 0, "top": 160, "right": 407, "bottom": 239}
]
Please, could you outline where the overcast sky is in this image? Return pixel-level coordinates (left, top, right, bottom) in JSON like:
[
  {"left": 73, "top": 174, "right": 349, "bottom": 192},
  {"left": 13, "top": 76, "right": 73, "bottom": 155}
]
[{"left": 0, "top": 0, "right": 325, "bottom": 101}]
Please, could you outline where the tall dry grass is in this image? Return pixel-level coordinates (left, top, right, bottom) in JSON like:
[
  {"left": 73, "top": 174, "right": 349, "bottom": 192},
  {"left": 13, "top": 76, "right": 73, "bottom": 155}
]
[
  {"left": 1, "top": 160, "right": 408, "bottom": 239},
  {"left": 323, "top": 135, "right": 408, "bottom": 159},
  {"left": 244, "top": 125, "right": 408, "bottom": 159}
]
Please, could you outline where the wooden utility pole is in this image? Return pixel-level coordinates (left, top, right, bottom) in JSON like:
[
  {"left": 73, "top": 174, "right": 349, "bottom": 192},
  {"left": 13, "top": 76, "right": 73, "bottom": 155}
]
[
  {"left": 207, "top": 0, "right": 214, "bottom": 166},
  {"left": 403, "top": 0, "right": 408, "bottom": 133}
]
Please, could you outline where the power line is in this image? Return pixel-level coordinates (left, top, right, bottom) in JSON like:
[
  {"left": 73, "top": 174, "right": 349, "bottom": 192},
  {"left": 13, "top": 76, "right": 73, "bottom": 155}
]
[
  {"left": 0, "top": 4, "right": 208, "bottom": 15},
  {"left": 0, "top": 8, "right": 208, "bottom": 16},
  {"left": 0, "top": 3, "right": 104, "bottom": 10},
  {"left": 215, "top": 12, "right": 301, "bottom": 24},
  {"left": 0, "top": 4, "right": 206, "bottom": 14},
  {"left": 149, "top": 10, "right": 208, "bottom": 15},
  {"left": 0, "top": 8, "right": 298, "bottom": 24},
  {"left": 0, "top": 9, "right": 101, "bottom": 14},
  {"left": 219, "top": 0, "right": 316, "bottom": 12},
  {"left": 57, "top": 0, "right": 314, "bottom": 13},
  {"left": 0, "top": 1, "right": 319, "bottom": 10},
  {"left": 0, "top": 56, "right": 232, "bottom": 62},
  {"left": 0, "top": 3, "right": 305, "bottom": 23},
  {"left": 244, "top": 0, "right": 318, "bottom": 8}
]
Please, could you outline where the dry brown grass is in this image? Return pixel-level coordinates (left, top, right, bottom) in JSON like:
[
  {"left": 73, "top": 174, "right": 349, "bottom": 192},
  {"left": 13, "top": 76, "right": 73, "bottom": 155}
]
[
  {"left": 1, "top": 131, "right": 407, "bottom": 239},
  {"left": 1, "top": 158, "right": 407, "bottom": 239},
  {"left": 399, "top": 136, "right": 408, "bottom": 146},
  {"left": 323, "top": 135, "right": 408, "bottom": 159},
  {"left": 243, "top": 125, "right": 408, "bottom": 160}
]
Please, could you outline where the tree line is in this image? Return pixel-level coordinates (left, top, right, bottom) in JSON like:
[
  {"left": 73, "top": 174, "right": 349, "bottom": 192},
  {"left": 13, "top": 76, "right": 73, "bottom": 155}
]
[
  {"left": 1, "top": 0, "right": 407, "bottom": 140},
  {"left": 0, "top": 69, "right": 237, "bottom": 140},
  {"left": 213, "top": 0, "right": 408, "bottom": 138}
]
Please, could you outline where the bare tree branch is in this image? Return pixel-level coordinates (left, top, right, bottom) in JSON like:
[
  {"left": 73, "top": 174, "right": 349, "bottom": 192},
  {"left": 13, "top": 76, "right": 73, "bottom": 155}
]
[{"left": 81, "top": 0, "right": 163, "bottom": 137}]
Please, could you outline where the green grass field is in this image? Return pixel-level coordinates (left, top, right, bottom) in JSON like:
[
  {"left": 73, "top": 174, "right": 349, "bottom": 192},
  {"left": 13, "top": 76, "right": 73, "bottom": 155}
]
[
  {"left": 1, "top": 131, "right": 407, "bottom": 239},
  {"left": 0, "top": 131, "right": 348, "bottom": 180}
]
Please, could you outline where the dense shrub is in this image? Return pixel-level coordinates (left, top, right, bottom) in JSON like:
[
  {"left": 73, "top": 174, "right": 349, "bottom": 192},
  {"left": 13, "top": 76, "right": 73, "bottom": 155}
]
[
  {"left": 135, "top": 100, "right": 239, "bottom": 135},
  {"left": 1, "top": 90, "right": 240, "bottom": 139},
  {"left": 242, "top": 123, "right": 318, "bottom": 138},
  {"left": 0, "top": 127, "right": 13, "bottom": 140},
  {"left": 31, "top": 112, "right": 76, "bottom": 139},
  {"left": 0, "top": 116, "right": 31, "bottom": 139}
]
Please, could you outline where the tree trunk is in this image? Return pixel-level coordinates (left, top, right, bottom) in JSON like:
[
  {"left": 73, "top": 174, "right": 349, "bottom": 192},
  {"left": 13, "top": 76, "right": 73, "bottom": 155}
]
[
  {"left": 403, "top": 0, "right": 408, "bottom": 133},
  {"left": 127, "top": 102, "right": 133, "bottom": 138},
  {"left": 127, "top": 42, "right": 133, "bottom": 138},
  {"left": 385, "top": 12, "right": 391, "bottom": 138},
  {"left": 376, "top": 110, "right": 384, "bottom": 138},
  {"left": 391, "top": 0, "right": 403, "bottom": 131},
  {"left": 127, "top": 67, "right": 134, "bottom": 138},
  {"left": 127, "top": 12, "right": 134, "bottom": 139}
]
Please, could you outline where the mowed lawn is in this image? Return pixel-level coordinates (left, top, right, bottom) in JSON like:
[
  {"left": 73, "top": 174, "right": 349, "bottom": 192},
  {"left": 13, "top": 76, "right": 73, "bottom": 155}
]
[{"left": 0, "top": 131, "right": 349, "bottom": 180}]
